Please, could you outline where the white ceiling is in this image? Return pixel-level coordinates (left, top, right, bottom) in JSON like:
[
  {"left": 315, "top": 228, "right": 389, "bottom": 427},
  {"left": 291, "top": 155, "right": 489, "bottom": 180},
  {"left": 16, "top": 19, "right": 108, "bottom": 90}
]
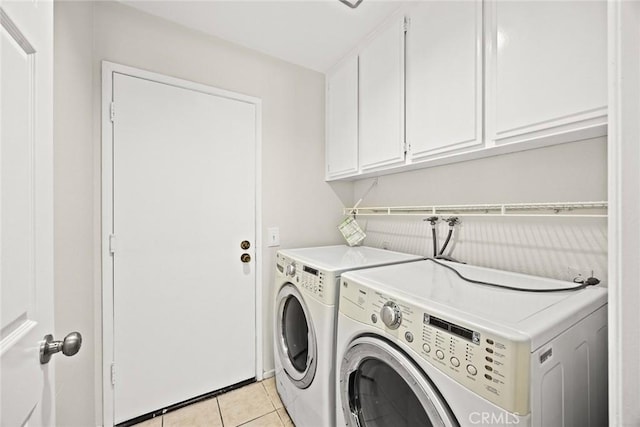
[{"left": 122, "top": 0, "right": 404, "bottom": 72}]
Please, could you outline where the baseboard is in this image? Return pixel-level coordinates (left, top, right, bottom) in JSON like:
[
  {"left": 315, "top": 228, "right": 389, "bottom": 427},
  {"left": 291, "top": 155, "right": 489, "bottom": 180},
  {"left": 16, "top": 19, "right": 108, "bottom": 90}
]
[{"left": 262, "top": 369, "right": 275, "bottom": 379}]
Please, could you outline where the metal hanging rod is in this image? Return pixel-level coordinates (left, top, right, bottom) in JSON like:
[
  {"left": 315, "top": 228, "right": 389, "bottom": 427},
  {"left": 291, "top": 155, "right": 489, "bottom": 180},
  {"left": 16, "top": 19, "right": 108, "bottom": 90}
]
[{"left": 344, "top": 201, "right": 608, "bottom": 218}]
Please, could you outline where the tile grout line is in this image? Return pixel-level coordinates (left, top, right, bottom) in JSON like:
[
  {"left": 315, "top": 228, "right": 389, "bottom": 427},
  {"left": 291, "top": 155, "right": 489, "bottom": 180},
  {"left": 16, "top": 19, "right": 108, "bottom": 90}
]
[
  {"left": 276, "top": 406, "right": 293, "bottom": 427},
  {"left": 261, "top": 380, "right": 278, "bottom": 413},
  {"left": 262, "top": 379, "right": 282, "bottom": 411},
  {"left": 233, "top": 382, "right": 277, "bottom": 427},
  {"left": 216, "top": 397, "right": 224, "bottom": 427},
  {"left": 236, "top": 409, "right": 280, "bottom": 427}
]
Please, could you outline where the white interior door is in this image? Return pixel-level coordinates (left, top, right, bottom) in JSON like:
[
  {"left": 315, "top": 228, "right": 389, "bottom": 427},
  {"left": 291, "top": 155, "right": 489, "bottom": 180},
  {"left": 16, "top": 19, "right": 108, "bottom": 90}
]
[
  {"left": 0, "top": 2, "right": 55, "bottom": 426},
  {"left": 109, "top": 71, "right": 257, "bottom": 424}
]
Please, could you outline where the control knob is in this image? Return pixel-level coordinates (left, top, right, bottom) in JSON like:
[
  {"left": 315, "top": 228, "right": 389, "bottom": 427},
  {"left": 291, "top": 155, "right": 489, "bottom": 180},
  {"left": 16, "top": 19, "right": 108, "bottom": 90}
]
[
  {"left": 380, "top": 301, "right": 402, "bottom": 329},
  {"left": 285, "top": 263, "right": 296, "bottom": 277}
]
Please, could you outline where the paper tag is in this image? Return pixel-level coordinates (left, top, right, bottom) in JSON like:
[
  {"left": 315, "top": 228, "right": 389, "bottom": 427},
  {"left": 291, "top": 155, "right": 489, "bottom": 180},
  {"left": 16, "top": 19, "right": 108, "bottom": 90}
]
[{"left": 338, "top": 216, "right": 366, "bottom": 246}]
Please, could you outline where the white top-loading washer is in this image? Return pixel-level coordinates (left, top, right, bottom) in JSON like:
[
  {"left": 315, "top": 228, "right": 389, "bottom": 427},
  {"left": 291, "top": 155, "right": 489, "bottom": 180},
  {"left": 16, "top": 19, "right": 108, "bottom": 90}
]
[
  {"left": 273, "top": 245, "right": 423, "bottom": 427},
  {"left": 336, "top": 259, "right": 608, "bottom": 427}
]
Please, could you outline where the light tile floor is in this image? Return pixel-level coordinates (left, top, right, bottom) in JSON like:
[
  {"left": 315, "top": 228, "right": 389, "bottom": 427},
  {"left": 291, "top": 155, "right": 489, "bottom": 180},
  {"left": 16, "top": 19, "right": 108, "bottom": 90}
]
[{"left": 133, "top": 378, "right": 294, "bottom": 427}]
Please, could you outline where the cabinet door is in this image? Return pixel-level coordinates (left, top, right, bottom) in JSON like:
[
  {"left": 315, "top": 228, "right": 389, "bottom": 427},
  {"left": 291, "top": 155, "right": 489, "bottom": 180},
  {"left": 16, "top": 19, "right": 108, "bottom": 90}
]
[
  {"left": 406, "top": 1, "right": 483, "bottom": 160},
  {"left": 487, "top": 0, "right": 607, "bottom": 145},
  {"left": 359, "top": 16, "right": 405, "bottom": 171},
  {"left": 326, "top": 55, "right": 359, "bottom": 180}
]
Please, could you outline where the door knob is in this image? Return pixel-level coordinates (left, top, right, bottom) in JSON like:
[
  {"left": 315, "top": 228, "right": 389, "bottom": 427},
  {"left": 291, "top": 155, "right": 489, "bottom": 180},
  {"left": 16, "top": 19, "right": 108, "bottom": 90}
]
[
  {"left": 240, "top": 240, "right": 251, "bottom": 250},
  {"left": 241, "top": 253, "right": 251, "bottom": 263},
  {"left": 40, "top": 332, "right": 82, "bottom": 364}
]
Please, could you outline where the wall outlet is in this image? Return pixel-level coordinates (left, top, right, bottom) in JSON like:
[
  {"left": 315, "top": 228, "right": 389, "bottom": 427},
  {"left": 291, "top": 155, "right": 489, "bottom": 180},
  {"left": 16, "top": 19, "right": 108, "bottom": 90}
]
[{"left": 267, "top": 227, "right": 280, "bottom": 247}]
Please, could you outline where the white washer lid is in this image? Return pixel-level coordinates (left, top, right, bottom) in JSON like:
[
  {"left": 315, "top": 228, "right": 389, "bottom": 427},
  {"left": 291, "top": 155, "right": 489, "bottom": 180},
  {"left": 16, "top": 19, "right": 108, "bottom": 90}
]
[
  {"left": 278, "top": 245, "right": 423, "bottom": 275},
  {"left": 342, "top": 260, "right": 607, "bottom": 338}
]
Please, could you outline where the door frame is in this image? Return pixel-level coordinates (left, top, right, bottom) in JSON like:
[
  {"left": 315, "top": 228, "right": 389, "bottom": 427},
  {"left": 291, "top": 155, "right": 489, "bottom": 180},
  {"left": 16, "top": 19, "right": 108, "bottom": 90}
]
[
  {"left": 607, "top": 1, "right": 640, "bottom": 425},
  {"left": 100, "top": 61, "right": 263, "bottom": 427}
]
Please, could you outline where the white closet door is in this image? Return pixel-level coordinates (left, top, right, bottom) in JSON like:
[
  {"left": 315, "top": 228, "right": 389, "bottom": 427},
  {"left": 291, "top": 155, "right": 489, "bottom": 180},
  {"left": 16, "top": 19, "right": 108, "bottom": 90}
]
[
  {"left": 488, "top": 0, "right": 607, "bottom": 143},
  {"left": 359, "top": 16, "right": 406, "bottom": 171},
  {"left": 406, "top": 1, "right": 483, "bottom": 160},
  {"left": 111, "top": 73, "right": 256, "bottom": 423}
]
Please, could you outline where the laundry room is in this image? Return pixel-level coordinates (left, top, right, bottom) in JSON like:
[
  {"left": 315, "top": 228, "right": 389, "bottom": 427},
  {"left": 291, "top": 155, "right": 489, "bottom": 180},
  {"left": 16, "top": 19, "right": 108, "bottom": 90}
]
[{"left": 1, "top": 1, "right": 638, "bottom": 427}]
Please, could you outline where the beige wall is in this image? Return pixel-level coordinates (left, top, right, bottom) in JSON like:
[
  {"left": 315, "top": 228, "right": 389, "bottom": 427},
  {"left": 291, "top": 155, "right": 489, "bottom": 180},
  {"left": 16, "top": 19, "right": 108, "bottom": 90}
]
[
  {"left": 353, "top": 137, "right": 608, "bottom": 282},
  {"left": 353, "top": 137, "right": 607, "bottom": 206},
  {"left": 54, "top": 2, "right": 348, "bottom": 425}
]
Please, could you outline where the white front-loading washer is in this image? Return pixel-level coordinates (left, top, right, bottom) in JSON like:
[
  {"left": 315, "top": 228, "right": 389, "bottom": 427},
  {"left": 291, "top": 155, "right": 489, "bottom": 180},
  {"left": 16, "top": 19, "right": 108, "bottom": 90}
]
[
  {"left": 336, "top": 259, "right": 608, "bottom": 427},
  {"left": 273, "top": 245, "right": 423, "bottom": 427}
]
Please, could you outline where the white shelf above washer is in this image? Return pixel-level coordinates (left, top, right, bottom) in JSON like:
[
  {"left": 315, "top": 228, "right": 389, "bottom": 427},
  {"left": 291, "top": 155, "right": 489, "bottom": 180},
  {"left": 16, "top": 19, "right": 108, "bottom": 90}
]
[{"left": 344, "top": 201, "right": 608, "bottom": 218}]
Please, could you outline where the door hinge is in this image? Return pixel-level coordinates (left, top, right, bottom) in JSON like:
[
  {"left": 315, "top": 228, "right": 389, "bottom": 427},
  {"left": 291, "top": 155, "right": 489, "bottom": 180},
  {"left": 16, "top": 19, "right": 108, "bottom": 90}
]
[
  {"left": 403, "top": 17, "right": 410, "bottom": 33},
  {"left": 111, "top": 363, "right": 116, "bottom": 385},
  {"left": 109, "top": 234, "right": 116, "bottom": 255},
  {"left": 110, "top": 102, "right": 115, "bottom": 122}
]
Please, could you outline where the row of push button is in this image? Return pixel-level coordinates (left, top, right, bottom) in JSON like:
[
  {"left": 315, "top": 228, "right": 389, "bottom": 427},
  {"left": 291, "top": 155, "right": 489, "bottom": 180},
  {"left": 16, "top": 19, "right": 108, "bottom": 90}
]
[
  {"left": 301, "top": 280, "right": 322, "bottom": 294},
  {"left": 422, "top": 343, "right": 477, "bottom": 375},
  {"left": 485, "top": 338, "right": 495, "bottom": 381}
]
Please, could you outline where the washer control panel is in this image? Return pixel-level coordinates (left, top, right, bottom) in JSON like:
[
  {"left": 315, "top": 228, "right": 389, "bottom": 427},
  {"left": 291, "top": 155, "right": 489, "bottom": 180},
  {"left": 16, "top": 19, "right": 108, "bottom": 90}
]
[
  {"left": 339, "top": 278, "right": 531, "bottom": 415},
  {"left": 276, "top": 253, "right": 338, "bottom": 305}
]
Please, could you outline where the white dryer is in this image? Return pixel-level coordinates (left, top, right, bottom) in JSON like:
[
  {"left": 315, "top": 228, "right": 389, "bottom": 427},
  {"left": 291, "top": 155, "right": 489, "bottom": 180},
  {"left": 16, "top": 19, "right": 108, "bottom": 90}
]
[
  {"left": 336, "top": 259, "right": 608, "bottom": 427},
  {"left": 273, "top": 245, "right": 423, "bottom": 427}
]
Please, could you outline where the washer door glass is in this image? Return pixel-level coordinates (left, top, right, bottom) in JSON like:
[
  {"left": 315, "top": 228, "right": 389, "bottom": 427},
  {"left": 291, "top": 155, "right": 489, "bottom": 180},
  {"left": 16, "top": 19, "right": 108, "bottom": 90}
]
[
  {"left": 351, "top": 358, "right": 434, "bottom": 426},
  {"left": 276, "top": 284, "right": 317, "bottom": 389},
  {"left": 341, "top": 338, "right": 458, "bottom": 427},
  {"left": 282, "top": 296, "right": 309, "bottom": 372}
]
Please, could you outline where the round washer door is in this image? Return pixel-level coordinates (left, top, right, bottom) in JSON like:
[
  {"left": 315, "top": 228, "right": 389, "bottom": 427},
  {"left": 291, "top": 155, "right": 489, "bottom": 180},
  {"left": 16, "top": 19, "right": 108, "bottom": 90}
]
[
  {"left": 340, "top": 336, "right": 458, "bottom": 427},
  {"left": 276, "top": 284, "right": 317, "bottom": 389}
]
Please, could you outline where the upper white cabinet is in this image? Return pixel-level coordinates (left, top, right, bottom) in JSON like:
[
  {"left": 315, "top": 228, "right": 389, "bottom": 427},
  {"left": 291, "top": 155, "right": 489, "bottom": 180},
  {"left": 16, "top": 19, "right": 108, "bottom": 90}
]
[
  {"left": 359, "top": 16, "right": 406, "bottom": 171},
  {"left": 326, "top": 54, "right": 359, "bottom": 180},
  {"left": 486, "top": 0, "right": 607, "bottom": 145},
  {"left": 324, "top": 1, "right": 607, "bottom": 181},
  {"left": 406, "top": 1, "right": 483, "bottom": 161}
]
